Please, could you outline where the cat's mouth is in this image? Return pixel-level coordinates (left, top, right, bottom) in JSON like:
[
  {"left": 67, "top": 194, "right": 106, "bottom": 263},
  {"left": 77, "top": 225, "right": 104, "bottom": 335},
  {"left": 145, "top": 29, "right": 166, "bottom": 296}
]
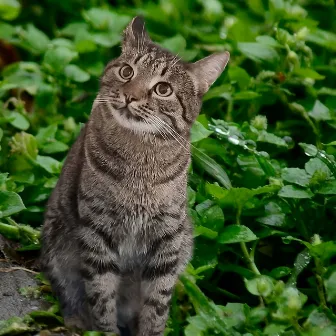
[
  {"left": 119, "top": 107, "right": 143, "bottom": 122},
  {"left": 108, "top": 103, "right": 154, "bottom": 133}
]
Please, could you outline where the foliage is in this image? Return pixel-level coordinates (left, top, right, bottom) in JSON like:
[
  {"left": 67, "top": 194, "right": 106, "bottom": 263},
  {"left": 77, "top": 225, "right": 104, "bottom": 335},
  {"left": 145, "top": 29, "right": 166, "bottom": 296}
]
[{"left": 1, "top": 0, "right": 336, "bottom": 335}]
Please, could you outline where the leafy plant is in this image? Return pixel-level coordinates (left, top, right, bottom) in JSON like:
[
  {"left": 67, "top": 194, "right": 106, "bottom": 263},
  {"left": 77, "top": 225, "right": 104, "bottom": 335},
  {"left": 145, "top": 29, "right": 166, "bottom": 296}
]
[{"left": 1, "top": 0, "right": 336, "bottom": 335}]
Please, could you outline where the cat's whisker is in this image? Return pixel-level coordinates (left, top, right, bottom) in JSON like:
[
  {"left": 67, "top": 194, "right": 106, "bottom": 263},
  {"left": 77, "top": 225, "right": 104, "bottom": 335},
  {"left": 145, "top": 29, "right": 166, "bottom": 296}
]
[
  {"left": 150, "top": 115, "right": 207, "bottom": 160},
  {"left": 133, "top": 108, "right": 168, "bottom": 140},
  {"left": 148, "top": 119, "right": 169, "bottom": 141},
  {"left": 148, "top": 115, "right": 190, "bottom": 153},
  {"left": 134, "top": 108, "right": 192, "bottom": 152}
]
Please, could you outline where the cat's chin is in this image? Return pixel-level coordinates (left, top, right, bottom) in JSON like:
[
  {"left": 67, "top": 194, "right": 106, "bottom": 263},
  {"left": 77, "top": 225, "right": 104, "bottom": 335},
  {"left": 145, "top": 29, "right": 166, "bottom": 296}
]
[{"left": 107, "top": 103, "right": 157, "bottom": 135}]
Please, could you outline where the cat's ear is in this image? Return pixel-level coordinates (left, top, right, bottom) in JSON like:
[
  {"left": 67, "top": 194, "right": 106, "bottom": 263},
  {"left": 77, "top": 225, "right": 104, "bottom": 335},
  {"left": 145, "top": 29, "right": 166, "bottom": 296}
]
[
  {"left": 190, "top": 51, "right": 230, "bottom": 95},
  {"left": 122, "top": 16, "right": 151, "bottom": 52}
]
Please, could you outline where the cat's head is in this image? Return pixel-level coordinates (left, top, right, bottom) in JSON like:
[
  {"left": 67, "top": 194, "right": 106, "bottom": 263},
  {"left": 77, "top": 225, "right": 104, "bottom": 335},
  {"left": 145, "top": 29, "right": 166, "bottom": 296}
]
[{"left": 97, "top": 16, "right": 229, "bottom": 136}]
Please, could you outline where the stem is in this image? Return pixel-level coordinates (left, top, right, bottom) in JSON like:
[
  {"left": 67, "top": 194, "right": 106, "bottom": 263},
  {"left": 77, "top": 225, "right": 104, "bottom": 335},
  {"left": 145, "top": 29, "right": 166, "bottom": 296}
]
[
  {"left": 292, "top": 320, "right": 304, "bottom": 335},
  {"left": 237, "top": 208, "right": 261, "bottom": 276},
  {"left": 314, "top": 257, "right": 327, "bottom": 308},
  {"left": 226, "top": 99, "right": 234, "bottom": 122},
  {"left": 240, "top": 242, "right": 261, "bottom": 275}
]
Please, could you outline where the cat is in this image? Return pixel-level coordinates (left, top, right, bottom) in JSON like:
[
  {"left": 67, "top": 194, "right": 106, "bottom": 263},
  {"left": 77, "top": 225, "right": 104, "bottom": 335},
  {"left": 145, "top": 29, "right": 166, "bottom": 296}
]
[{"left": 40, "top": 16, "right": 229, "bottom": 336}]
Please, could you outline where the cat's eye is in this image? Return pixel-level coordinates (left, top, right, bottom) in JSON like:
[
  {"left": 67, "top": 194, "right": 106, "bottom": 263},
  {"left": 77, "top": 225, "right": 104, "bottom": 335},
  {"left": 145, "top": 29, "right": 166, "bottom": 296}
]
[
  {"left": 119, "top": 65, "right": 134, "bottom": 80},
  {"left": 154, "top": 82, "right": 173, "bottom": 97}
]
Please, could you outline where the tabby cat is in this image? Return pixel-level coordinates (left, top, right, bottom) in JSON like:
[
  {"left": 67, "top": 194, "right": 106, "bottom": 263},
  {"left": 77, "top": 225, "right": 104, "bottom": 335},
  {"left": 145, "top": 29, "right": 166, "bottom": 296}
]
[{"left": 41, "top": 16, "right": 229, "bottom": 336}]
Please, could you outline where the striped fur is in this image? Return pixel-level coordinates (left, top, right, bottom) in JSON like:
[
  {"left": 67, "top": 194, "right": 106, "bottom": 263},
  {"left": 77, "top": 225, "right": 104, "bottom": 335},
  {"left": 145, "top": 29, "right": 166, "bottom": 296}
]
[{"left": 41, "top": 17, "right": 229, "bottom": 336}]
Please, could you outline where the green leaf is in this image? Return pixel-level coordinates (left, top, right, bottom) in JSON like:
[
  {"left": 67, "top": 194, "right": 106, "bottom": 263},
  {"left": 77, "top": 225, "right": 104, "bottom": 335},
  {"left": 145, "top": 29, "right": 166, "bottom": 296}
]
[
  {"left": 228, "top": 66, "right": 251, "bottom": 90},
  {"left": 244, "top": 275, "right": 274, "bottom": 297},
  {"left": 0, "top": 62, "right": 43, "bottom": 95},
  {"left": 196, "top": 201, "right": 224, "bottom": 232},
  {"left": 287, "top": 249, "right": 311, "bottom": 287},
  {"left": 221, "top": 303, "right": 247, "bottom": 329},
  {"left": 317, "top": 180, "right": 336, "bottom": 195},
  {"left": 294, "top": 68, "right": 325, "bottom": 80},
  {"left": 11, "top": 171, "right": 34, "bottom": 184},
  {"left": 82, "top": 8, "right": 130, "bottom": 32},
  {"left": 18, "top": 24, "right": 50, "bottom": 54},
  {"left": 299, "top": 142, "right": 318, "bottom": 157},
  {"left": 308, "top": 100, "right": 332, "bottom": 121},
  {"left": 0, "top": 191, "right": 26, "bottom": 218},
  {"left": 324, "top": 141, "right": 336, "bottom": 147},
  {"left": 233, "top": 91, "right": 261, "bottom": 101},
  {"left": 44, "top": 176, "right": 58, "bottom": 188},
  {"left": 208, "top": 185, "right": 279, "bottom": 209},
  {"left": 278, "top": 185, "right": 313, "bottom": 199},
  {"left": 305, "top": 308, "right": 336, "bottom": 332},
  {"left": 50, "top": 37, "right": 75, "bottom": 49},
  {"left": 35, "top": 124, "right": 57, "bottom": 146},
  {"left": 179, "top": 274, "right": 229, "bottom": 333},
  {"left": 325, "top": 272, "right": 336, "bottom": 304},
  {"left": 281, "top": 168, "right": 310, "bottom": 187},
  {"left": 83, "top": 332, "right": 108, "bottom": 336},
  {"left": 160, "top": 35, "right": 186, "bottom": 54},
  {"left": 192, "top": 149, "right": 232, "bottom": 189},
  {"left": 199, "top": 0, "right": 223, "bottom": 17},
  {"left": 187, "top": 186, "right": 196, "bottom": 207},
  {"left": 0, "top": 0, "right": 20, "bottom": 20},
  {"left": 0, "top": 22, "right": 15, "bottom": 39},
  {"left": 43, "top": 47, "right": 78, "bottom": 72},
  {"left": 64, "top": 64, "right": 90, "bottom": 82},
  {"left": 7, "top": 111, "right": 30, "bottom": 130},
  {"left": 0, "top": 222, "right": 20, "bottom": 240},
  {"left": 42, "top": 141, "right": 69, "bottom": 154},
  {"left": 249, "top": 307, "right": 268, "bottom": 324},
  {"left": 268, "top": 266, "right": 291, "bottom": 279},
  {"left": 257, "top": 130, "right": 287, "bottom": 147},
  {"left": 203, "top": 84, "right": 231, "bottom": 101},
  {"left": 256, "top": 214, "right": 285, "bottom": 227},
  {"left": 264, "top": 324, "right": 287, "bottom": 335},
  {"left": 0, "top": 317, "right": 32, "bottom": 335},
  {"left": 218, "top": 225, "right": 257, "bottom": 244},
  {"left": 191, "top": 121, "right": 213, "bottom": 143},
  {"left": 310, "top": 241, "right": 336, "bottom": 263},
  {"left": 247, "top": 0, "right": 265, "bottom": 16},
  {"left": 307, "top": 28, "right": 336, "bottom": 52},
  {"left": 0, "top": 173, "right": 8, "bottom": 186},
  {"left": 238, "top": 42, "right": 279, "bottom": 62},
  {"left": 256, "top": 35, "right": 282, "bottom": 48},
  {"left": 11, "top": 132, "right": 38, "bottom": 160},
  {"left": 29, "top": 310, "right": 63, "bottom": 325},
  {"left": 91, "top": 32, "right": 120, "bottom": 48},
  {"left": 61, "top": 22, "right": 88, "bottom": 36},
  {"left": 36, "top": 155, "right": 62, "bottom": 174},
  {"left": 305, "top": 158, "right": 331, "bottom": 177},
  {"left": 185, "top": 315, "right": 207, "bottom": 336},
  {"left": 194, "top": 226, "right": 218, "bottom": 240}
]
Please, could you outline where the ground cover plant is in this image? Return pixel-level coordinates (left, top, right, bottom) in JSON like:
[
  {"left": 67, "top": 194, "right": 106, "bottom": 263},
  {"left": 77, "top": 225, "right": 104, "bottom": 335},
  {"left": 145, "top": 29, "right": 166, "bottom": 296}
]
[{"left": 0, "top": 0, "right": 336, "bottom": 335}]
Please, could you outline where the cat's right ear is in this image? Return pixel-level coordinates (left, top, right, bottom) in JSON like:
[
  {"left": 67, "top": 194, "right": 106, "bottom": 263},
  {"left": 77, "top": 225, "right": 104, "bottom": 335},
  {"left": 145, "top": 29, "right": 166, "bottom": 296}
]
[
  {"left": 122, "top": 16, "right": 151, "bottom": 52},
  {"left": 190, "top": 51, "right": 230, "bottom": 95}
]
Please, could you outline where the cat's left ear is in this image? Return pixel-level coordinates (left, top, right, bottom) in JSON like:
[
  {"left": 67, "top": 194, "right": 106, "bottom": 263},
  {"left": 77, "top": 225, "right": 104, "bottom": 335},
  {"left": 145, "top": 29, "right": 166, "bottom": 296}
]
[
  {"left": 122, "top": 16, "right": 151, "bottom": 52},
  {"left": 190, "top": 51, "right": 230, "bottom": 95}
]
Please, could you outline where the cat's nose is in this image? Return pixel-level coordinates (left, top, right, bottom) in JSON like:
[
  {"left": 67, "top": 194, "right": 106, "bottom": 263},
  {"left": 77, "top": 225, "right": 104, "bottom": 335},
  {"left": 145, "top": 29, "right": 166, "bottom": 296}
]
[{"left": 124, "top": 93, "right": 138, "bottom": 105}]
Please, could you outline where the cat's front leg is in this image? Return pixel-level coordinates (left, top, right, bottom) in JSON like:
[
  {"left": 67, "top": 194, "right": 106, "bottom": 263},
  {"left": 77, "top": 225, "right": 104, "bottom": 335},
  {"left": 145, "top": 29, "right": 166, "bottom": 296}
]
[
  {"left": 81, "top": 263, "right": 121, "bottom": 333},
  {"left": 138, "top": 268, "right": 179, "bottom": 336}
]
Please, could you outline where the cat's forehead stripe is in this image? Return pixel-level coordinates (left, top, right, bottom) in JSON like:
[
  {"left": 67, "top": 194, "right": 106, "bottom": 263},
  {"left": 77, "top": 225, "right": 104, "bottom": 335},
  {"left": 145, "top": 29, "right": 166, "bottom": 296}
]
[{"left": 133, "top": 51, "right": 172, "bottom": 76}]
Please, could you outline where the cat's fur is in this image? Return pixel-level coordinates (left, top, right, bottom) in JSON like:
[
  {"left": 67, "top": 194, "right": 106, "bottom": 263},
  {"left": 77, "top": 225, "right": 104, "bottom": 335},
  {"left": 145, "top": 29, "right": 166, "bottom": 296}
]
[{"left": 41, "top": 16, "right": 229, "bottom": 336}]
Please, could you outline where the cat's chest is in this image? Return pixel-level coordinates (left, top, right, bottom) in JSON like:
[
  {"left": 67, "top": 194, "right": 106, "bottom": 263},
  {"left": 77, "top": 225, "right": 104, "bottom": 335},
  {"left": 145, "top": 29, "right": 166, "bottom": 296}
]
[{"left": 116, "top": 219, "right": 155, "bottom": 269}]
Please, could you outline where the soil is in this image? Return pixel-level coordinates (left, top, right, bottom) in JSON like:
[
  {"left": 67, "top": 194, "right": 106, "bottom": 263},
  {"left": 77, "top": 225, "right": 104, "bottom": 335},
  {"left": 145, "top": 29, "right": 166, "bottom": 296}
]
[{"left": 0, "top": 261, "right": 49, "bottom": 320}]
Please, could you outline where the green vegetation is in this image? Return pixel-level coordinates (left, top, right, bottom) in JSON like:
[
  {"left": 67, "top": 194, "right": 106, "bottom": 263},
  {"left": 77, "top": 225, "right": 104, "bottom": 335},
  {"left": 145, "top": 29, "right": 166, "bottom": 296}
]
[{"left": 1, "top": 0, "right": 336, "bottom": 335}]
